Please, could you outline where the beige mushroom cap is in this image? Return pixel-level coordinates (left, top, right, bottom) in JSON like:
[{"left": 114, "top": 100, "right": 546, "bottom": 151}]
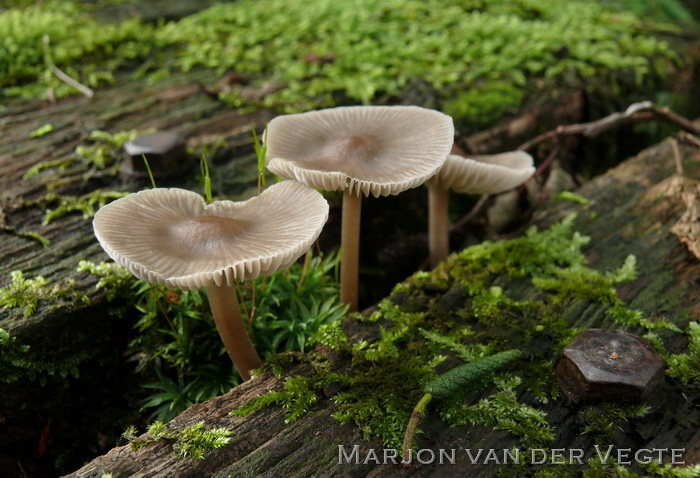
[
  {"left": 427, "top": 151, "right": 535, "bottom": 195},
  {"left": 265, "top": 105, "right": 454, "bottom": 197},
  {"left": 93, "top": 181, "right": 328, "bottom": 290}
]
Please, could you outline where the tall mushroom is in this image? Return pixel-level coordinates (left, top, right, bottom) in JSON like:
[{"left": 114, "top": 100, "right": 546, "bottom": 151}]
[
  {"left": 92, "top": 180, "right": 328, "bottom": 381},
  {"left": 264, "top": 105, "right": 454, "bottom": 311},
  {"left": 426, "top": 149, "right": 535, "bottom": 267}
]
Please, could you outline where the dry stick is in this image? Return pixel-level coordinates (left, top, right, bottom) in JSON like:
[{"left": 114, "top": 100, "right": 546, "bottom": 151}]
[
  {"left": 517, "top": 101, "right": 700, "bottom": 151},
  {"left": 340, "top": 192, "right": 362, "bottom": 312},
  {"left": 206, "top": 284, "right": 262, "bottom": 381},
  {"left": 676, "top": 131, "right": 700, "bottom": 149},
  {"left": 42, "top": 35, "right": 94, "bottom": 98},
  {"left": 450, "top": 194, "right": 491, "bottom": 233},
  {"left": 671, "top": 138, "right": 684, "bottom": 175}
]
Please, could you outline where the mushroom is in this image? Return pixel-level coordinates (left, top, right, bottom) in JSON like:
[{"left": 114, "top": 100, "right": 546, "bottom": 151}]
[
  {"left": 92, "top": 180, "right": 329, "bottom": 380},
  {"left": 426, "top": 148, "right": 535, "bottom": 267},
  {"left": 264, "top": 105, "right": 454, "bottom": 311}
]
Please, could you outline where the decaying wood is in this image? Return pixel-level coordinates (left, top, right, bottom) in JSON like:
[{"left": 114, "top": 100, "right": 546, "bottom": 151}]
[{"left": 67, "top": 133, "right": 700, "bottom": 477}]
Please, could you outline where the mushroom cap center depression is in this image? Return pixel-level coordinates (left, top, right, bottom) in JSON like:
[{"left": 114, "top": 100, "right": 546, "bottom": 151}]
[
  {"left": 163, "top": 215, "right": 249, "bottom": 262},
  {"left": 292, "top": 135, "right": 382, "bottom": 178}
]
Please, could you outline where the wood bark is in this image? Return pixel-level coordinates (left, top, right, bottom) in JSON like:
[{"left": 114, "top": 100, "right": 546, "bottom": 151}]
[{"left": 67, "top": 133, "right": 700, "bottom": 477}]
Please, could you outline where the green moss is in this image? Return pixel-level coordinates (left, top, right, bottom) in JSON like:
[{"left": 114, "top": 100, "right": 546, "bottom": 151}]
[
  {"left": 0, "top": 270, "right": 89, "bottom": 317},
  {"left": 3, "top": 0, "right": 681, "bottom": 126},
  {"left": 447, "top": 376, "right": 555, "bottom": 447},
  {"left": 28, "top": 123, "right": 54, "bottom": 138},
  {"left": 74, "top": 129, "right": 146, "bottom": 170},
  {"left": 646, "top": 323, "right": 700, "bottom": 386},
  {"left": 76, "top": 260, "right": 134, "bottom": 301},
  {"left": 580, "top": 403, "right": 650, "bottom": 444},
  {"left": 41, "top": 190, "right": 129, "bottom": 225},
  {"left": 124, "top": 421, "right": 232, "bottom": 460},
  {"left": 233, "top": 213, "right": 693, "bottom": 462},
  {"left": 553, "top": 191, "right": 590, "bottom": 205},
  {"left": 1, "top": 1, "right": 155, "bottom": 99}
]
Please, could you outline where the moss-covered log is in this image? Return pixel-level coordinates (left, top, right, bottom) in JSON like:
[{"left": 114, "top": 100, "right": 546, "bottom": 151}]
[{"left": 66, "top": 132, "right": 700, "bottom": 477}]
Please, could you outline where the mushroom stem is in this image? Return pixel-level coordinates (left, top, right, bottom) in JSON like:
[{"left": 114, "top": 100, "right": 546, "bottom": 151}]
[
  {"left": 206, "top": 284, "right": 262, "bottom": 381},
  {"left": 428, "top": 185, "right": 450, "bottom": 268},
  {"left": 340, "top": 191, "right": 362, "bottom": 312}
]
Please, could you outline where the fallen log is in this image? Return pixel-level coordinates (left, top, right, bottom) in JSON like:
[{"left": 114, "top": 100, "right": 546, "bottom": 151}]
[{"left": 68, "top": 132, "right": 700, "bottom": 477}]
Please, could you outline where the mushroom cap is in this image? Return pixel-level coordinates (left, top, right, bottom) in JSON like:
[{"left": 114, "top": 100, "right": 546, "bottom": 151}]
[
  {"left": 265, "top": 105, "right": 454, "bottom": 198},
  {"left": 427, "top": 151, "right": 535, "bottom": 195},
  {"left": 92, "top": 181, "right": 328, "bottom": 290}
]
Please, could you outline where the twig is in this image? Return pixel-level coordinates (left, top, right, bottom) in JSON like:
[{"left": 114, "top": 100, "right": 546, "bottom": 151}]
[
  {"left": 518, "top": 101, "right": 700, "bottom": 151},
  {"left": 43, "top": 35, "right": 94, "bottom": 98},
  {"left": 671, "top": 138, "right": 684, "bottom": 175},
  {"left": 675, "top": 131, "right": 700, "bottom": 149},
  {"left": 451, "top": 194, "right": 490, "bottom": 232}
]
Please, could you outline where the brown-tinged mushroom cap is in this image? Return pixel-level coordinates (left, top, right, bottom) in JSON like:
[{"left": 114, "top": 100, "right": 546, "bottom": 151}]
[
  {"left": 427, "top": 151, "right": 535, "bottom": 194},
  {"left": 93, "top": 180, "right": 328, "bottom": 290},
  {"left": 265, "top": 105, "right": 454, "bottom": 197}
]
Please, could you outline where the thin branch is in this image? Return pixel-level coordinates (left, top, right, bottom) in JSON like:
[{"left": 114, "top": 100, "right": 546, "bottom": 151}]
[
  {"left": 518, "top": 101, "right": 700, "bottom": 151},
  {"left": 43, "top": 35, "right": 94, "bottom": 99}
]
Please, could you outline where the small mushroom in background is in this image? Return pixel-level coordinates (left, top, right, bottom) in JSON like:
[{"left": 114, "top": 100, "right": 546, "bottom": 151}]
[
  {"left": 121, "top": 131, "right": 188, "bottom": 179},
  {"left": 264, "top": 105, "right": 454, "bottom": 311},
  {"left": 426, "top": 148, "right": 535, "bottom": 267},
  {"left": 92, "top": 180, "right": 329, "bottom": 381}
]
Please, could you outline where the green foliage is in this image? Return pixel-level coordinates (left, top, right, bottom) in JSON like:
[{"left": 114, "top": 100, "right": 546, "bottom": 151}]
[
  {"left": 0, "top": 325, "right": 94, "bottom": 385},
  {"left": 29, "top": 123, "right": 53, "bottom": 138},
  {"left": 232, "top": 375, "right": 323, "bottom": 423},
  {"left": 250, "top": 251, "right": 346, "bottom": 357},
  {"left": 0, "top": 327, "right": 31, "bottom": 382},
  {"left": 234, "top": 215, "right": 681, "bottom": 453},
  {"left": 650, "top": 322, "right": 700, "bottom": 385},
  {"left": 445, "top": 376, "right": 555, "bottom": 447},
  {"left": 24, "top": 128, "right": 150, "bottom": 184},
  {"left": 639, "top": 463, "right": 700, "bottom": 478},
  {"left": 3, "top": 0, "right": 680, "bottom": 125},
  {"left": 124, "top": 251, "right": 343, "bottom": 422},
  {"left": 164, "top": 0, "right": 676, "bottom": 123},
  {"left": 600, "top": 0, "right": 697, "bottom": 25},
  {"left": 77, "top": 260, "right": 134, "bottom": 301},
  {"left": 1, "top": 1, "right": 155, "bottom": 98},
  {"left": 0, "top": 270, "right": 89, "bottom": 316},
  {"left": 425, "top": 349, "right": 521, "bottom": 399},
  {"left": 0, "top": 270, "right": 47, "bottom": 315},
  {"left": 553, "top": 191, "right": 590, "bottom": 205},
  {"left": 233, "top": 298, "right": 436, "bottom": 450},
  {"left": 125, "top": 420, "right": 231, "bottom": 460},
  {"left": 75, "top": 129, "right": 144, "bottom": 170},
  {"left": 420, "top": 327, "right": 492, "bottom": 362},
  {"left": 580, "top": 403, "right": 650, "bottom": 444},
  {"left": 41, "top": 190, "right": 129, "bottom": 225}
]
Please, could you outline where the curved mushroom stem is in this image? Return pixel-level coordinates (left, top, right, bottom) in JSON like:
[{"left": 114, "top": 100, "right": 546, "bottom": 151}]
[
  {"left": 340, "top": 191, "right": 362, "bottom": 312},
  {"left": 206, "top": 284, "right": 262, "bottom": 381},
  {"left": 428, "top": 185, "right": 450, "bottom": 268}
]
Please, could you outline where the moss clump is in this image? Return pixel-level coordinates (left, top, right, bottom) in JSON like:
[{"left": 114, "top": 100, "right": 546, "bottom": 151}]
[
  {"left": 76, "top": 260, "right": 134, "bottom": 301},
  {"left": 41, "top": 190, "right": 129, "bottom": 225},
  {"left": 124, "top": 421, "right": 232, "bottom": 460},
  {"left": 444, "top": 375, "right": 555, "bottom": 447},
  {"left": 232, "top": 213, "right": 691, "bottom": 456},
  {"left": 0, "top": 270, "right": 89, "bottom": 317}
]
